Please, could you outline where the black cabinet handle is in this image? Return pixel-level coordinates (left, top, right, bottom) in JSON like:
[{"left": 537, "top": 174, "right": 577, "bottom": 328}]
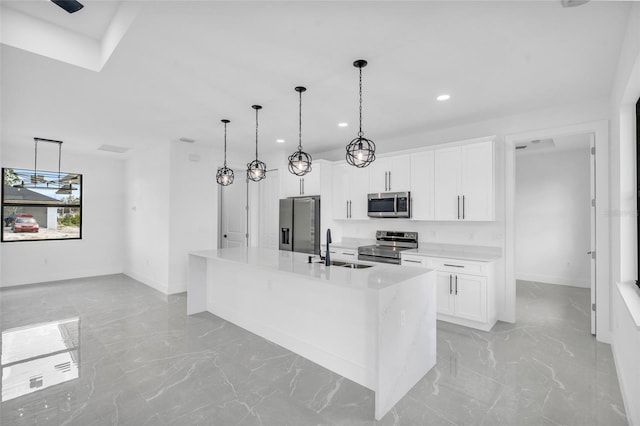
[
  {"left": 404, "top": 259, "right": 422, "bottom": 264},
  {"left": 444, "top": 264, "right": 464, "bottom": 268},
  {"left": 457, "top": 196, "right": 460, "bottom": 219},
  {"left": 449, "top": 274, "right": 452, "bottom": 294},
  {"left": 455, "top": 275, "right": 458, "bottom": 295},
  {"left": 462, "top": 195, "right": 465, "bottom": 219}
]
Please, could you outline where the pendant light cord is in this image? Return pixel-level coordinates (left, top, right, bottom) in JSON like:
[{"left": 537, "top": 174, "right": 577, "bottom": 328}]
[
  {"left": 358, "top": 66, "right": 363, "bottom": 138},
  {"left": 298, "top": 90, "right": 303, "bottom": 152},
  {"left": 58, "top": 142, "right": 62, "bottom": 186},
  {"left": 223, "top": 121, "right": 228, "bottom": 167},
  {"left": 255, "top": 108, "right": 259, "bottom": 160},
  {"left": 34, "top": 140, "right": 38, "bottom": 181}
]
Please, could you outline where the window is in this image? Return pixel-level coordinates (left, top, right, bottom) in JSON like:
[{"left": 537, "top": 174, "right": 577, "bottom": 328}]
[{"left": 2, "top": 168, "right": 82, "bottom": 242}]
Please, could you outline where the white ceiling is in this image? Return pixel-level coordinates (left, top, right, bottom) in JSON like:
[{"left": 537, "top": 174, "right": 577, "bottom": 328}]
[{"left": 0, "top": 1, "right": 631, "bottom": 163}]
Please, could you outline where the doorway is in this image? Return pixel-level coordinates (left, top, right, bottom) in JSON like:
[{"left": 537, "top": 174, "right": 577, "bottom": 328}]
[
  {"left": 513, "top": 132, "right": 595, "bottom": 334},
  {"left": 219, "top": 173, "right": 248, "bottom": 248},
  {"left": 505, "top": 120, "right": 609, "bottom": 340}
]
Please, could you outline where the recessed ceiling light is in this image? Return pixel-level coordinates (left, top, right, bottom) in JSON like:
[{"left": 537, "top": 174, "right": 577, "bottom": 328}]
[
  {"left": 276, "top": 139, "right": 285, "bottom": 143},
  {"left": 436, "top": 94, "right": 451, "bottom": 101},
  {"left": 338, "top": 122, "right": 349, "bottom": 127}
]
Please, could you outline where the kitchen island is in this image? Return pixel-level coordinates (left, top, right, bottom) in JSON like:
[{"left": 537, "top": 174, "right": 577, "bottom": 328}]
[{"left": 188, "top": 247, "right": 436, "bottom": 420}]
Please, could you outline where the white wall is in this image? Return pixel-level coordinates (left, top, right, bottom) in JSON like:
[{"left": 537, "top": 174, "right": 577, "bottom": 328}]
[
  {"left": 515, "top": 148, "right": 591, "bottom": 287},
  {"left": 609, "top": 3, "right": 640, "bottom": 426},
  {"left": 123, "top": 140, "right": 219, "bottom": 294},
  {"left": 0, "top": 146, "right": 125, "bottom": 287},
  {"left": 168, "top": 141, "right": 218, "bottom": 294},
  {"left": 123, "top": 143, "right": 170, "bottom": 293}
]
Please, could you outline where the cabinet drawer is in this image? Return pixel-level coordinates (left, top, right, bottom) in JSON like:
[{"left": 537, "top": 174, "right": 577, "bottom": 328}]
[
  {"left": 427, "top": 257, "right": 488, "bottom": 275},
  {"left": 401, "top": 255, "right": 428, "bottom": 267}
]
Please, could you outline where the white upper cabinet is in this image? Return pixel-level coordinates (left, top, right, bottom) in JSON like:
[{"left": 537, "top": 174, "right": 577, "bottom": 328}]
[
  {"left": 332, "top": 163, "right": 369, "bottom": 220},
  {"left": 434, "top": 140, "right": 494, "bottom": 221},
  {"left": 410, "top": 150, "right": 435, "bottom": 220},
  {"left": 369, "top": 155, "right": 411, "bottom": 193},
  {"left": 460, "top": 142, "right": 494, "bottom": 220},
  {"left": 281, "top": 162, "right": 321, "bottom": 197}
]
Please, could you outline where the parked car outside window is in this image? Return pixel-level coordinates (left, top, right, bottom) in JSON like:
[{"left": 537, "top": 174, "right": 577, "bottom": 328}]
[{"left": 12, "top": 215, "right": 39, "bottom": 233}]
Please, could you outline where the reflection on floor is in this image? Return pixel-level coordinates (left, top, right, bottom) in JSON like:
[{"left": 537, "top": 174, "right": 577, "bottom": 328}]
[{"left": 0, "top": 275, "right": 627, "bottom": 425}]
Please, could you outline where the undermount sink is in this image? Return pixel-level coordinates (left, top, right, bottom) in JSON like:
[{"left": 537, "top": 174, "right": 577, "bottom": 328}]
[{"left": 315, "top": 260, "right": 373, "bottom": 269}]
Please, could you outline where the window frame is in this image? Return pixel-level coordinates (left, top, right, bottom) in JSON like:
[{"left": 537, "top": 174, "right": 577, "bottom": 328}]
[{"left": 1, "top": 167, "right": 83, "bottom": 243}]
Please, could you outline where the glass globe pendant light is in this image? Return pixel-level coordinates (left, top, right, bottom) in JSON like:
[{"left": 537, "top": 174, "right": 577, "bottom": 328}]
[
  {"left": 216, "top": 119, "right": 234, "bottom": 186},
  {"left": 287, "top": 86, "right": 312, "bottom": 176},
  {"left": 346, "top": 59, "right": 376, "bottom": 168},
  {"left": 247, "top": 105, "right": 267, "bottom": 182}
]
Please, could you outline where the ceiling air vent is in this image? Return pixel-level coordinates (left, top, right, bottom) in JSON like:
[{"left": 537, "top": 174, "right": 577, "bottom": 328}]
[
  {"left": 561, "top": 0, "right": 590, "bottom": 7},
  {"left": 98, "top": 144, "right": 129, "bottom": 153}
]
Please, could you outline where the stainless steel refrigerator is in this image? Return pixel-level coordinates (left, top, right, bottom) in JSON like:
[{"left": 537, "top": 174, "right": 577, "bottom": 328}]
[{"left": 279, "top": 196, "right": 320, "bottom": 255}]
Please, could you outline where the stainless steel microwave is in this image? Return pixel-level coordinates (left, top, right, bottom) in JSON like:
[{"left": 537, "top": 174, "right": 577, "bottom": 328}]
[{"left": 367, "top": 192, "right": 411, "bottom": 218}]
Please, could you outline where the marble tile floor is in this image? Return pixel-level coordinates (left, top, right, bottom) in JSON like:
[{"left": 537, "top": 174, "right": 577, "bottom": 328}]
[{"left": 0, "top": 275, "right": 627, "bottom": 426}]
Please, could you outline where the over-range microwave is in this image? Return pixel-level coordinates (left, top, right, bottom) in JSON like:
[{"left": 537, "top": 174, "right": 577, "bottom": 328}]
[{"left": 367, "top": 191, "right": 411, "bottom": 218}]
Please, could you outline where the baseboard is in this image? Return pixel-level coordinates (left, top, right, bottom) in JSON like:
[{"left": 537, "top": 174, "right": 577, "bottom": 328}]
[
  {"left": 0, "top": 268, "right": 123, "bottom": 288},
  {"left": 515, "top": 273, "right": 589, "bottom": 288},
  {"left": 123, "top": 271, "right": 168, "bottom": 294}
]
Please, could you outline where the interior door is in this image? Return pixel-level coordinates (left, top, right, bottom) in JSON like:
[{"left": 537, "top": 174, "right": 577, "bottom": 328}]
[
  {"left": 220, "top": 176, "right": 247, "bottom": 248},
  {"left": 589, "top": 134, "right": 596, "bottom": 335}
]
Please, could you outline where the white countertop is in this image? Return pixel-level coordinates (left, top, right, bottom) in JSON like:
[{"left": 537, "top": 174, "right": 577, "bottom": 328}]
[
  {"left": 190, "top": 247, "right": 432, "bottom": 291},
  {"left": 401, "top": 243, "right": 502, "bottom": 262}
]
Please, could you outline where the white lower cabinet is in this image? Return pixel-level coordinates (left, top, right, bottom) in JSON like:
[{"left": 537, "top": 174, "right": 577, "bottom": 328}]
[
  {"left": 320, "top": 246, "right": 358, "bottom": 262},
  {"left": 401, "top": 254, "right": 496, "bottom": 331}
]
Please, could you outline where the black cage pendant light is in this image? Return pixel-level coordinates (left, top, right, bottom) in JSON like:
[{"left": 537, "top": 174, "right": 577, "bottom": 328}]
[
  {"left": 247, "top": 105, "right": 267, "bottom": 182},
  {"left": 346, "top": 59, "right": 376, "bottom": 168},
  {"left": 216, "top": 119, "right": 234, "bottom": 186},
  {"left": 287, "top": 86, "right": 312, "bottom": 176}
]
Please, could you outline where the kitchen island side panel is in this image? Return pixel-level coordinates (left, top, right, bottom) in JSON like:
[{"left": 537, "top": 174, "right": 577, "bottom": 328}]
[
  {"left": 375, "top": 270, "right": 437, "bottom": 420},
  {"left": 205, "top": 257, "right": 378, "bottom": 390}
]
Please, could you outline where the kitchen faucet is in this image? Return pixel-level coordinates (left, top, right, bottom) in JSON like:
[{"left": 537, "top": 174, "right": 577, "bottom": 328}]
[{"left": 325, "top": 228, "right": 332, "bottom": 266}]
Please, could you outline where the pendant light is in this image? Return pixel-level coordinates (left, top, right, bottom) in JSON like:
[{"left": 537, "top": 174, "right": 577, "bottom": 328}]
[
  {"left": 216, "top": 119, "right": 234, "bottom": 186},
  {"left": 287, "top": 86, "right": 312, "bottom": 176},
  {"left": 346, "top": 59, "right": 376, "bottom": 168},
  {"left": 247, "top": 105, "right": 267, "bottom": 182}
]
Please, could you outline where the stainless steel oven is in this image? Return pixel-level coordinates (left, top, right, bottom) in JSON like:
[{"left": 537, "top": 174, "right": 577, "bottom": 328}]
[
  {"left": 358, "top": 230, "right": 418, "bottom": 264},
  {"left": 367, "top": 191, "right": 411, "bottom": 218}
]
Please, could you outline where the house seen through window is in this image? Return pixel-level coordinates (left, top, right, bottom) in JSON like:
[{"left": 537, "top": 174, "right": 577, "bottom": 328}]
[{"left": 2, "top": 168, "right": 82, "bottom": 242}]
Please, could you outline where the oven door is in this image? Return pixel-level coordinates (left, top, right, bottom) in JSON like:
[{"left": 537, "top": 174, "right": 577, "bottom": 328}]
[{"left": 358, "top": 254, "right": 401, "bottom": 265}]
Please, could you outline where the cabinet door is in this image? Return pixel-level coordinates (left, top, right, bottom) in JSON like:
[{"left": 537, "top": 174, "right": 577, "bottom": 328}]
[
  {"left": 281, "top": 170, "right": 302, "bottom": 197},
  {"left": 301, "top": 165, "right": 321, "bottom": 196},
  {"left": 454, "top": 273, "right": 487, "bottom": 323},
  {"left": 434, "top": 146, "right": 461, "bottom": 220},
  {"left": 333, "top": 248, "right": 358, "bottom": 261},
  {"left": 460, "top": 141, "right": 494, "bottom": 220},
  {"left": 369, "top": 157, "right": 390, "bottom": 193},
  {"left": 436, "top": 271, "right": 455, "bottom": 315},
  {"left": 332, "top": 164, "right": 350, "bottom": 220},
  {"left": 410, "top": 151, "right": 434, "bottom": 220},
  {"left": 350, "top": 167, "right": 370, "bottom": 220},
  {"left": 388, "top": 155, "right": 411, "bottom": 192}
]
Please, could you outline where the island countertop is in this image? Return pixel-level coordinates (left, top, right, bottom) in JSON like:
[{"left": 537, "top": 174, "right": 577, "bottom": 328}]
[{"left": 190, "top": 247, "right": 431, "bottom": 291}]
